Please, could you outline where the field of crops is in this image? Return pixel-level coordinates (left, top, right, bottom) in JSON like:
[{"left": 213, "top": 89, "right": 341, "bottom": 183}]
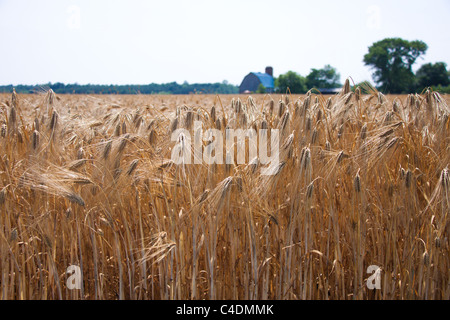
[{"left": 0, "top": 83, "right": 449, "bottom": 300}]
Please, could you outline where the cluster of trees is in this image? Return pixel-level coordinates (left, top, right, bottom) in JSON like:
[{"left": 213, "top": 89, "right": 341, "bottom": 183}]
[
  {"left": 273, "top": 64, "right": 341, "bottom": 94},
  {"left": 364, "top": 38, "right": 449, "bottom": 93},
  {"left": 0, "top": 81, "right": 239, "bottom": 95},
  {"left": 275, "top": 37, "right": 449, "bottom": 94},
  {"left": 415, "top": 62, "right": 450, "bottom": 92}
]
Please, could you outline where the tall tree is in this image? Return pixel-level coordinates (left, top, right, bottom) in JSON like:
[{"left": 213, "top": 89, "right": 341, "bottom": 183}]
[
  {"left": 275, "top": 71, "right": 307, "bottom": 94},
  {"left": 306, "top": 64, "right": 341, "bottom": 89},
  {"left": 363, "top": 38, "right": 428, "bottom": 93},
  {"left": 415, "top": 62, "right": 450, "bottom": 90},
  {"left": 256, "top": 83, "right": 266, "bottom": 93}
]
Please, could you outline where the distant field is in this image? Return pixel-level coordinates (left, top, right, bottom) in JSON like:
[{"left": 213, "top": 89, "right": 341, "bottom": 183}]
[
  {"left": 2, "top": 92, "right": 447, "bottom": 115},
  {"left": 3, "top": 92, "right": 448, "bottom": 124},
  {"left": 0, "top": 86, "right": 448, "bottom": 300}
]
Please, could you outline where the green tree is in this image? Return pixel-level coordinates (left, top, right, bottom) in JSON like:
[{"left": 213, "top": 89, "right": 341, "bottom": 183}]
[
  {"left": 434, "top": 84, "right": 450, "bottom": 94},
  {"left": 306, "top": 64, "right": 341, "bottom": 89},
  {"left": 363, "top": 38, "right": 428, "bottom": 93},
  {"left": 256, "top": 83, "right": 266, "bottom": 93},
  {"left": 275, "top": 71, "right": 307, "bottom": 94},
  {"left": 415, "top": 62, "right": 450, "bottom": 90},
  {"left": 351, "top": 80, "right": 377, "bottom": 94}
]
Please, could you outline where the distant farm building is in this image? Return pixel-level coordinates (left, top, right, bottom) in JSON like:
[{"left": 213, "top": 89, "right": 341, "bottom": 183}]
[{"left": 239, "top": 66, "right": 274, "bottom": 93}]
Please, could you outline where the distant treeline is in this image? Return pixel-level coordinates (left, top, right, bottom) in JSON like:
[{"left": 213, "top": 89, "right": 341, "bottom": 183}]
[{"left": 0, "top": 81, "right": 239, "bottom": 95}]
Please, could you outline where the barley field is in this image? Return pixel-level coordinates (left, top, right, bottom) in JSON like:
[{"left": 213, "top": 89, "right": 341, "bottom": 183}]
[{"left": 0, "top": 82, "right": 449, "bottom": 300}]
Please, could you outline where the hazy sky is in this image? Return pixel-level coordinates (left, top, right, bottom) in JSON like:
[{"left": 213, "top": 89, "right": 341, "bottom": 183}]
[{"left": 0, "top": 0, "right": 449, "bottom": 86}]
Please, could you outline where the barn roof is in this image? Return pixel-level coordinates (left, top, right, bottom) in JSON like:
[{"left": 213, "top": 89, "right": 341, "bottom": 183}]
[{"left": 252, "top": 72, "right": 274, "bottom": 88}]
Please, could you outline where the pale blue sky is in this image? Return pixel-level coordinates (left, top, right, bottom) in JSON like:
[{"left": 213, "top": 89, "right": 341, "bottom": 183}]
[{"left": 0, "top": 0, "right": 449, "bottom": 86}]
